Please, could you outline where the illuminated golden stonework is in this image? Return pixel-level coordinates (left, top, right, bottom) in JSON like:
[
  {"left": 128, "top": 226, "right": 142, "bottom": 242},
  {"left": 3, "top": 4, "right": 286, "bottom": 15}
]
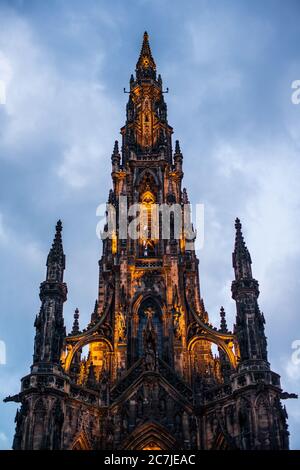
[
  {"left": 7, "top": 32, "right": 291, "bottom": 452},
  {"left": 142, "top": 443, "right": 162, "bottom": 450}
]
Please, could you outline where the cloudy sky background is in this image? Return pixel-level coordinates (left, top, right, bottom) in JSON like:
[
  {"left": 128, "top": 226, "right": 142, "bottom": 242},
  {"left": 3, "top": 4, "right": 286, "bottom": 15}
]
[{"left": 0, "top": 0, "right": 300, "bottom": 449}]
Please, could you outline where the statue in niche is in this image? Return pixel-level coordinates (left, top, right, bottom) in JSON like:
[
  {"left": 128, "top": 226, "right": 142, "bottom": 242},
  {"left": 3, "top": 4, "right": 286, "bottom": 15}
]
[
  {"left": 143, "top": 307, "right": 157, "bottom": 371},
  {"left": 173, "top": 308, "right": 184, "bottom": 340},
  {"left": 116, "top": 310, "right": 126, "bottom": 342}
]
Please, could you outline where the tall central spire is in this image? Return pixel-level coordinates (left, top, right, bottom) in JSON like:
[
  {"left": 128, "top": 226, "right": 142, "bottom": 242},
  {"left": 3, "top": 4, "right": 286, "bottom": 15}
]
[
  {"left": 136, "top": 31, "right": 156, "bottom": 80},
  {"left": 121, "top": 31, "right": 172, "bottom": 162}
]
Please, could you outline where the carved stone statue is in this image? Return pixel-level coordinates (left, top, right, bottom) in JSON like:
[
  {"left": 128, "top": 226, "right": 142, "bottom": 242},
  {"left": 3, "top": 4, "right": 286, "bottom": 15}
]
[
  {"left": 143, "top": 307, "right": 157, "bottom": 371},
  {"left": 116, "top": 310, "right": 126, "bottom": 342}
]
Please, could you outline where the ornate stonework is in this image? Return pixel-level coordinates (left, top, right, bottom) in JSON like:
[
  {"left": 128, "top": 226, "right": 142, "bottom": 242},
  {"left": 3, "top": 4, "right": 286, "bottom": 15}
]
[{"left": 5, "top": 32, "right": 293, "bottom": 450}]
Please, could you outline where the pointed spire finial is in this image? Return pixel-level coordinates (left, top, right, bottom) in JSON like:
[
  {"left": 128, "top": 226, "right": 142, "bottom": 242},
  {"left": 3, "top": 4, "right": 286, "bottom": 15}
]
[
  {"left": 234, "top": 218, "right": 246, "bottom": 249},
  {"left": 219, "top": 306, "right": 228, "bottom": 333},
  {"left": 46, "top": 219, "right": 65, "bottom": 281},
  {"left": 233, "top": 217, "right": 252, "bottom": 280},
  {"left": 56, "top": 219, "right": 62, "bottom": 231},
  {"left": 182, "top": 187, "right": 189, "bottom": 204},
  {"left": 136, "top": 31, "right": 156, "bottom": 80},
  {"left": 232, "top": 219, "right": 267, "bottom": 364},
  {"left": 174, "top": 140, "right": 183, "bottom": 171},
  {"left": 235, "top": 217, "right": 241, "bottom": 231},
  {"left": 51, "top": 219, "right": 63, "bottom": 250},
  {"left": 71, "top": 308, "right": 80, "bottom": 335},
  {"left": 175, "top": 140, "right": 181, "bottom": 154},
  {"left": 37, "top": 219, "right": 67, "bottom": 364},
  {"left": 111, "top": 140, "right": 120, "bottom": 169},
  {"left": 52, "top": 220, "right": 63, "bottom": 249},
  {"left": 113, "top": 140, "right": 119, "bottom": 154}
]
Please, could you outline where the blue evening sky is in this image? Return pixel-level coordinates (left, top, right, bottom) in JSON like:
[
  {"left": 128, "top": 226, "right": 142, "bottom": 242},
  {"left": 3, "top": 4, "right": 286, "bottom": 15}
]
[{"left": 0, "top": 0, "right": 300, "bottom": 449}]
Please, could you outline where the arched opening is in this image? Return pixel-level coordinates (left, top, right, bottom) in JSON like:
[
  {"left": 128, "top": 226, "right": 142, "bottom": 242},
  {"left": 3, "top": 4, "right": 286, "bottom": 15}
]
[
  {"left": 190, "top": 338, "right": 233, "bottom": 387},
  {"left": 64, "top": 336, "right": 112, "bottom": 388},
  {"left": 76, "top": 341, "right": 109, "bottom": 387},
  {"left": 63, "top": 335, "right": 113, "bottom": 374},
  {"left": 188, "top": 331, "right": 237, "bottom": 370},
  {"left": 122, "top": 422, "right": 178, "bottom": 450}
]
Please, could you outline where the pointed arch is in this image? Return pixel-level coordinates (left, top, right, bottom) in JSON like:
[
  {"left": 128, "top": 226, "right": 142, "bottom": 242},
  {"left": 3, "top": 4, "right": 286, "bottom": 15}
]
[
  {"left": 129, "top": 295, "right": 166, "bottom": 363},
  {"left": 187, "top": 308, "right": 240, "bottom": 368},
  {"left": 254, "top": 393, "right": 270, "bottom": 409},
  {"left": 131, "top": 292, "right": 166, "bottom": 316},
  {"left": 34, "top": 398, "right": 46, "bottom": 413},
  {"left": 135, "top": 168, "right": 160, "bottom": 188},
  {"left": 188, "top": 334, "right": 237, "bottom": 368},
  {"left": 63, "top": 334, "right": 113, "bottom": 373},
  {"left": 32, "top": 398, "right": 46, "bottom": 450},
  {"left": 121, "top": 422, "right": 179, "bottom": 450},
  {"left": 255, "top": 395, "right": 271, "bottom": 437},
  {"left": 71, "top": 432, "right": 91, "bottom": 450}
]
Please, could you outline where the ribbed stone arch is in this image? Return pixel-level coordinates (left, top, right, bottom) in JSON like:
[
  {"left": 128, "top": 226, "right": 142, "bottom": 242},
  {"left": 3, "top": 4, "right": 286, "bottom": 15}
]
[
  {"left": 121, "top": 422, "right": 178, "bottom": 450},
  {"left": 63, "top": 334, "right": 113, "bottom": 373},
  {"left": 188, "top": 334, "right": 237, "bottom": 368},
  {"left": 135, "top": 167, "right": 160, "bottom": 188},
  {"left": 71, "top": 432, "right": 91, "bottom": 450},
  {"left": 131, "top": 293, "right": 166, "bottom": 318}
]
